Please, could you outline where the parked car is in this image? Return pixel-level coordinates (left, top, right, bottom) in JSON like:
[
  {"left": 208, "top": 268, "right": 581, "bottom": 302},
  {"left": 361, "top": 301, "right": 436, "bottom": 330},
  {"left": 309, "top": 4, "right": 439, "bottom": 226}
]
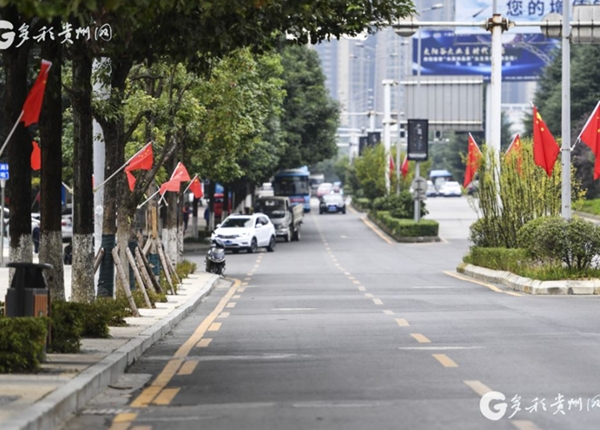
[
  {"left": 316, "top": 182, "right": 333, "bottom": 198},
  {"left": 211, "top": 213, "right": 276, "bottom": 253},
  {"left": 319, "top": 193, "right": 346, "bottom": 214},
  {"left": 440, "top": 181, "right": 462, "bottom": 197},
  {"left": 426, "top": 180, "right": 438, "bottom": 197}
]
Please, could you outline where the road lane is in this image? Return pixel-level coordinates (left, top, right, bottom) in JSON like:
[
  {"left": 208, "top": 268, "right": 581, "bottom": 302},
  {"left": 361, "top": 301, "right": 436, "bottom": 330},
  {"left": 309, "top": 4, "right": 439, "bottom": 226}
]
[{"left": 63, "top": 196, "right": 600, "bottom": 430}]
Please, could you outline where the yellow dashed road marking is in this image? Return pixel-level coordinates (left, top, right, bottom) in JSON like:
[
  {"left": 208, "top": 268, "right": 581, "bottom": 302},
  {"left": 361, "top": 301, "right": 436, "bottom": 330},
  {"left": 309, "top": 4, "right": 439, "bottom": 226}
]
[
  {"left": 511, "top": 420, "right": 541, "bottom": 430},
  {"left": 131, "top": 426, "right": 152, "bottom": 430},
  {"left": 226, "top": 302, "right": 236, "bottom": 308},
  {"left": 395, "top": 318, "right": 410, "bottom": 327},
  {"left": 208, "top": 322, "right": 222, "bottom": 331},
  {"left": 130, "top": 279, "right": 241, "bottom": 412},
  {"left": 153, "top": 388, "right": 180, "bottom": 405},
  {"left": 108, "top": 424, "right": 131, "bottom": 430},
  {"left": 113, "top": 413, "right": 138, "bottom": 424},
  {"left": 177, "top": 361, "right": 198, "bottom": 376},
  {"left": 196, "top": 338, "right": 212, "bottom": 348},
  {"left": 433, "top": 354, "right": 458, "bottom": 367},
  {"left": 232, "top": 295, "right": 241, "bottom": 299},
  {"left": 218, "top": 312, "right": 230, "bottom": 319},
  {"left": 464, "top": 380, "right": 493, "bottom": 397},
  {"left": 410, "top": 333, "right": 431, "bottom": 343},
  {"left": 244, "top": 277, "right": 251, "bottom": 282},
  {"left": 241, "top": 282, "right": 248, "bottom": 286},
  {"left": 444, "top": 271, "right": 522, "bottom": 296}
]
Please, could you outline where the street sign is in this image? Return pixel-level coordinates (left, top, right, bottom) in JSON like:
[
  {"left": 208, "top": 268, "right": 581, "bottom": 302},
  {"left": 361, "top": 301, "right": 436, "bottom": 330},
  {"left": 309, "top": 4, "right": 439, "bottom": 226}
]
[
  {"left": 0, "top": 163, "right": 8, "bottom": 180},
  {"left": 411, "top": 176, "right": 427, "bottom": 201},
  {"left": 407, "top": 119, "right": 429, "bottom": 161}
]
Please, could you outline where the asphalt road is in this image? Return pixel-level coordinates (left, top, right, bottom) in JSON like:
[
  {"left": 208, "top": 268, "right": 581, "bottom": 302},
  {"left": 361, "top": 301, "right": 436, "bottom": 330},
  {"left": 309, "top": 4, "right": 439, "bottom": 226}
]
[{"left": 63, "top": 196, "right": 600, "bottom": 430}]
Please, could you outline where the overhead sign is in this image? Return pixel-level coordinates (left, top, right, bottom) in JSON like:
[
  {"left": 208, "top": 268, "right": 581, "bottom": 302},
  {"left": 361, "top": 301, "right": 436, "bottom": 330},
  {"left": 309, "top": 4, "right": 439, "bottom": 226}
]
[
  {"left": 413, "top": 31, "right": 559, "bottom": 82},
  {"left": 454, "top": 0, "right": 568, "bottom": 34},
  {"left": 407, "top": 119, "right": 428, "bottom": 161},
  {"left": 0, "top": 163, "right": 8, "bottom": 180}
]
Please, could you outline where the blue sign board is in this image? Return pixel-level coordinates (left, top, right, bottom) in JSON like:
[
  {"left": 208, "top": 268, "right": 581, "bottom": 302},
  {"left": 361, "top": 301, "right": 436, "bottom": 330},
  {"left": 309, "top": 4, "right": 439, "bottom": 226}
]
[
  {"left": 455, "top": 0, "right": 580, "bottom": 34},
  {"left": 0, "top": 163, "right": 8, "bottom": 180},
  {"left": 413, "top": 31, "right": 559, "bottom": 82}
]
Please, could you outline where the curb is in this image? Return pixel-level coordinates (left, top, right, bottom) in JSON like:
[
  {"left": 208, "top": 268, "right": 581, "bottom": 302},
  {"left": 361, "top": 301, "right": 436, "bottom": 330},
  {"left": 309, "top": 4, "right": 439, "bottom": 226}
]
[
  {"left": 457, "top": 263, "right": 600, "bottom": 295},
  {"left": 0, "top": 273, "right": 221, "bottom": 430}
]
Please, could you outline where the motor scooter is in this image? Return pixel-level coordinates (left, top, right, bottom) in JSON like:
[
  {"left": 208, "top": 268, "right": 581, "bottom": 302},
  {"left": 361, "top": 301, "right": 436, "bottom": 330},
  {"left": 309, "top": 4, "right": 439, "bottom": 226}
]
[{"left": 205, "top": 238, "right": 226, "bottom": 276}]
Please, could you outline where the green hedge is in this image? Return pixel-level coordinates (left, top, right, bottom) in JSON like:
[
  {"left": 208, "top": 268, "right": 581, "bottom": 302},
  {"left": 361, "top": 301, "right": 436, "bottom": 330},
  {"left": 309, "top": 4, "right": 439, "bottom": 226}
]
[
  {"left": 463, "top": 247, "right": 529, "bottom": 273},
  {"left": 0, "top": 317, "right": 48, "bottom": 373},
  {"left": 369, "top": 211, "right": 439, "bottom": 241},
  {"left": 351, "top": 197, "right": 371, "bottom": 212}
]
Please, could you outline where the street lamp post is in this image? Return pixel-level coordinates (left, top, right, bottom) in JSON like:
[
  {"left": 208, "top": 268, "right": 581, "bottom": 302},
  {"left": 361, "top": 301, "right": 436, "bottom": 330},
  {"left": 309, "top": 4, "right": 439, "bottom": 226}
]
[{"left": 414, "top": 2, "right": 443, "bottom": 221}]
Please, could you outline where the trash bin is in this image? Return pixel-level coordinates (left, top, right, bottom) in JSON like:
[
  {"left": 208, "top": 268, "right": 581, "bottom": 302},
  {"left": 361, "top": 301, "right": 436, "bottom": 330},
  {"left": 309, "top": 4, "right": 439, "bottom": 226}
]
[{"left": 4, "top": 262, "right": 53, "bottom": 317}]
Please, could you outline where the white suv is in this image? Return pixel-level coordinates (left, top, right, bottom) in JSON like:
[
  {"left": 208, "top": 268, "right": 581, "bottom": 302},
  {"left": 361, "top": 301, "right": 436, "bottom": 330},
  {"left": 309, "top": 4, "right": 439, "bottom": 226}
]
[{"left": 211, "top": 213, "right": 276, "bottom": 254}]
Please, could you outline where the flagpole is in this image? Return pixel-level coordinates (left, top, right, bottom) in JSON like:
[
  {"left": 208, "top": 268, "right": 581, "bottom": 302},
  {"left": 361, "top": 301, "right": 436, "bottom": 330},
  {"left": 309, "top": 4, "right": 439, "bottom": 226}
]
[
  {"left": 181, "top": 175, "right": 197, "bottom": 194},
  {"left": 0, "top": 111, "right": 24, "bottom": 159},
  {"left": 137, "top": 189, "right": 161, "bottom": 209},
  {"left": 93, "top": 142, "right": 152, "bottom": 192}
]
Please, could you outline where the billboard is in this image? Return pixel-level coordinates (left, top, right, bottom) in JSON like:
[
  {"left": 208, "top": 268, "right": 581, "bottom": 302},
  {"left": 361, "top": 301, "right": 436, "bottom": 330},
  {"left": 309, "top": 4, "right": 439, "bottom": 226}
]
[
  {"left": 413, "top": 31, "right": 559, "bottom": 81},
  {"left": 455, "top": 0, "right": 569, "bottom": 34}
]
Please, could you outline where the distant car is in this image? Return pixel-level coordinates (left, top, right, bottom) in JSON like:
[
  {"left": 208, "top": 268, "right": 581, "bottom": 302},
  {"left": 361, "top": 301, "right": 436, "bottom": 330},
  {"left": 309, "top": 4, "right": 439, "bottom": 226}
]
[
  {"left": 319, "top": 193, "right": 346, "bottom": 214},
  {"left": 426, "top": 180, "right": 438, "bottom": 197},
  {"left": 440, "top": 181, "right": 462, "bottom": 197},
  {"left": 316, "top": 182, "right": 333, "bottom": 198},
  {"left": 211, "top": 213, "right": 276, "bottom": 253}
]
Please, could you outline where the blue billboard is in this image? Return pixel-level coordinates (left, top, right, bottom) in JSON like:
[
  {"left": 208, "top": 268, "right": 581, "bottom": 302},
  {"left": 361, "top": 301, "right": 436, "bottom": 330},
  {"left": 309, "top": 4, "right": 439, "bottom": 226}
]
[{"left": 413, "top": 31, "right": 559, "bottom": 82}]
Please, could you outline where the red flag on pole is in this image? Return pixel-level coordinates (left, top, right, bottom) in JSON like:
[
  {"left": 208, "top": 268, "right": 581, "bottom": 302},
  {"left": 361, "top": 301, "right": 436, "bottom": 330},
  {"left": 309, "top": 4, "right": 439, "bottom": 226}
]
[
  {"left": 124, "top": 142, "right": 154, "bottom": 191},
  {"left": 463, "top": 133, "right": 482, "bottom": 188},
  {"left": 189, "top": 177, "right": 203, "bottom": 199},
  {"left": 505, "top": 134, "right": 523, "bottom": 174},
  {"left": 31, "top": 141, "right": 41, "bottom": 171},
  {"left": 532, "top": 106, "right": 559, "bottom": 177},
  {"left": 21, "top": 60, "right": 52, "bottom": 127},
  {"left": 160, "top": 162, "right": 191, "bottom": 194},
  {"left": 401, "top": 155, "right": 409, "bottom": 178},
  {"left": 389, "top": 156, "right": 395, "bottom": 179},
  {"left": 578, "top": 101, "right": 600, "bottom": 179}
]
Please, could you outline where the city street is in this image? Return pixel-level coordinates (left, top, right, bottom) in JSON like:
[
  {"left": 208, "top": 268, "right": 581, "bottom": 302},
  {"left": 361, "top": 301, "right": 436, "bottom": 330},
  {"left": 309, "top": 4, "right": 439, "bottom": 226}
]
[{"left": 63, "top": 196, "right": 600, "bottom": 430}]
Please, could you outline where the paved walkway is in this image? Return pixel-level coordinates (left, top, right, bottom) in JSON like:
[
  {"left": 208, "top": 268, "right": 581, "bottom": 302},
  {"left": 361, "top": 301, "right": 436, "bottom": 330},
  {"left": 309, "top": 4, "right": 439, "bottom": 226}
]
[{"left": 0, "top": 269, "right": 221, "bottom": 430}]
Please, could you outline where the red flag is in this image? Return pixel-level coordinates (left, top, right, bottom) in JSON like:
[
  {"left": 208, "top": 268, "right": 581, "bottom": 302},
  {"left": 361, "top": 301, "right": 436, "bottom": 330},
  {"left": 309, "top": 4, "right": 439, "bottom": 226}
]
[
  {"left": 463, "top": 133, "right": 482, "bottom": 188},
  {"left": 532, "top": 106, "right": 559, "bottom": 177},
  {"left": 189, "top": 177, "right": 203, "bottom": 199},
  {"left": 389, "top": 156, "right": 395, "bottom": 179},
  {"left": 21, "top": 60, "right": 52, "bottom": 127},
  {"left": 401, "top": 155, "right": 409, "bottom": 178},
  {"left": 124, "top": 142, "right": 153, "bottom": 191},
  {"left": 160, "top": 162, "right": 191, "bottom": 194},
  {"left": 578, "top": 101, "right": 600, "bottom": 179},
  {"left": 505, "top": 134, "right": 522, "bottom": 174},
  {"left": 31, "top": 141, "right": 41, "bottom": 171}
]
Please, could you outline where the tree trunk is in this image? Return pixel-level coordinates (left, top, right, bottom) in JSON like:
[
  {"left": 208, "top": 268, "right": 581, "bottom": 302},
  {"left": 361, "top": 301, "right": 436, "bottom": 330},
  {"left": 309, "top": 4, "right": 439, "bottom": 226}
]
[
  {"left": 162, "top": 175, "right": 179, "bottom": 265},
  {"left": 2, "top": 7, "right": 32, "bottom": 269},
  {"left": 95, "top": 58, "right": 132, "bottom": 297},
  {"left": 70, "top": 46, "right": 95, "bottom": 303},
  {"left": 39, "top": 23, "right": 65, "bottom": 301}
]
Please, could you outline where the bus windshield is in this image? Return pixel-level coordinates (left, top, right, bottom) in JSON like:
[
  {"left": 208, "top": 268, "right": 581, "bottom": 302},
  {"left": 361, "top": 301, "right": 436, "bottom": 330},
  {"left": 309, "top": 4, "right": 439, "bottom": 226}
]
[{"left": 272, "top": 176, "right": 310, "bottom": 196}]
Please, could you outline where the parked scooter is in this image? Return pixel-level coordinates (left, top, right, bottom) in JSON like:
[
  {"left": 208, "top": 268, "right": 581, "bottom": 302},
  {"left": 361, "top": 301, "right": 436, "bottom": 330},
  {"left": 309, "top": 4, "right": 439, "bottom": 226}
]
[{"left": 205, "top": 238, "right": 226, "bottom": 276}]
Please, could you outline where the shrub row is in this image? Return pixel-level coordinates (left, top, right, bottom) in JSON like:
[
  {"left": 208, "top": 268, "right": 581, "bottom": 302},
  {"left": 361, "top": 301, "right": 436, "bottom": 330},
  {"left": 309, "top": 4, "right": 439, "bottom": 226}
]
[
  {"left": 463, "top": 247, "right": 529, "bottom": 273},
  {"left": 369, "top": 211, "right": 439, "bottom": 241},
  {"left": 351, "top": 197, "right": 371, "bottom": 212},
  {"left": 0, "top": 317, "right": 48, "bottom": 373}
]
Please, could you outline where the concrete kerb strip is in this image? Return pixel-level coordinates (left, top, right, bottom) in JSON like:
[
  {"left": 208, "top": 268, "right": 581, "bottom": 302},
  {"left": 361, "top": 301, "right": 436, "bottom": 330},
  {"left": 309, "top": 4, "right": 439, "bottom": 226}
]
[
  {"left": 457, "top": 263, "right": 600, "bottom": 295},
  {"left": 0, "top": 273, "right": 221, "bottom": 430}
]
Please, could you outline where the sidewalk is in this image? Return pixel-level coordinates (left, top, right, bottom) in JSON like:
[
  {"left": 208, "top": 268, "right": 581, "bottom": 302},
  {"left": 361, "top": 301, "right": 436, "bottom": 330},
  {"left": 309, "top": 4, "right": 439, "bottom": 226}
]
[{"left": 0, "top": 269, "right": 221, "bottom": 430}]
